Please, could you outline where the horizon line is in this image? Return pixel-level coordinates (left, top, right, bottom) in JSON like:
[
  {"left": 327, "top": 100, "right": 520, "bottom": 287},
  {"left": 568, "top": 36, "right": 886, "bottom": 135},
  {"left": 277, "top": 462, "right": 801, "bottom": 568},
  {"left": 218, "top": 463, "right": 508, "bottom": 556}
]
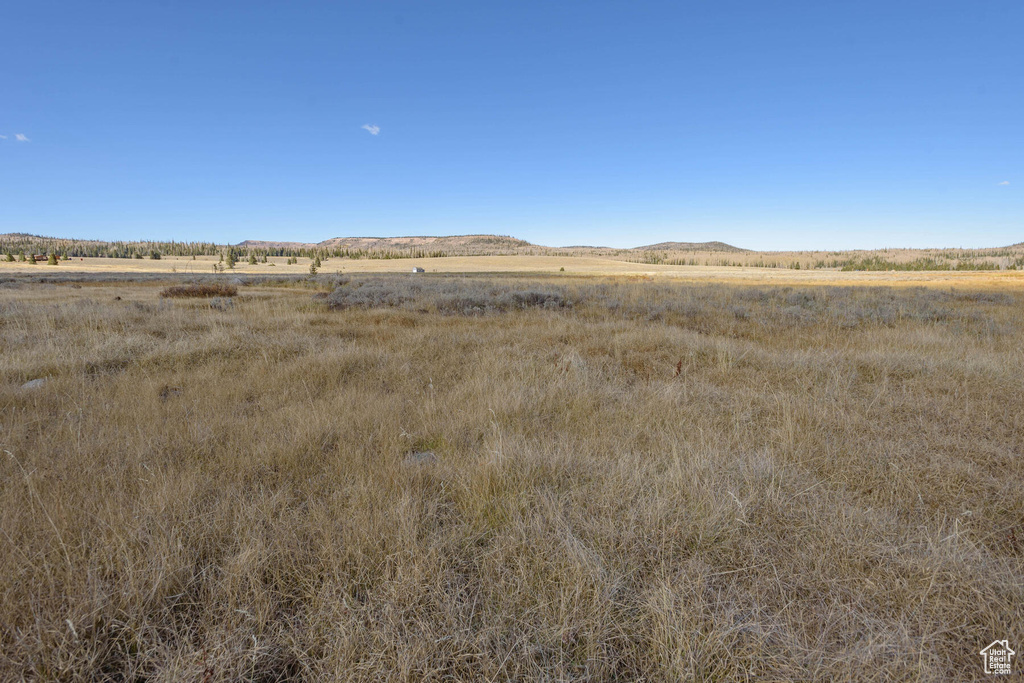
[{"left": 1, "top": 231, "right": 1022, "bottom": 253}]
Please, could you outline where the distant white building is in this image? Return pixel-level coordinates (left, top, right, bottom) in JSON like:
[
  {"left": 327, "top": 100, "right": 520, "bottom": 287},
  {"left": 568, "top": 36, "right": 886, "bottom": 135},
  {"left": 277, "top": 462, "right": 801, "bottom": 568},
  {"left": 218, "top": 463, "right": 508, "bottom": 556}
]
[{"left": 412, "top": 267, "right": 425, "bottom": 273}]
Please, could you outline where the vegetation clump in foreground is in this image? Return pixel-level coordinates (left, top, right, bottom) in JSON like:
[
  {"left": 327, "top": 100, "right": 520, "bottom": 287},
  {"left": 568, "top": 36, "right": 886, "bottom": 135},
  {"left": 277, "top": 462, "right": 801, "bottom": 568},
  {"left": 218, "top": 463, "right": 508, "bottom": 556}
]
[
  {"left": 159, "top": 282, "right": 238, "bottom": 298},
  {"left": 326, "top": 275, "right": 571, "bottom": 314},
  {"left": 1, "top": 275, "right": 1022, "bottom": 680}
]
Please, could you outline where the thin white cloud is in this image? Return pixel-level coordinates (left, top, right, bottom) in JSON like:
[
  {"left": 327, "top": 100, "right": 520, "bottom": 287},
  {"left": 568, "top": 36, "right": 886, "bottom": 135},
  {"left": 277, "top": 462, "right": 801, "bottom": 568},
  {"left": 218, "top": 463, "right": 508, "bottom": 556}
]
[
  {"left": 361, "top": 124, "right": 380, "bottom": 136},
  {"left": 0, "top": 135, "right": 6, "bottom": 139},
  {"left": 998, "top": 180, "right": 1010, "bottom": 186},
  {"left": 14, "top": 134, "right": 30, "bottom": 142}
]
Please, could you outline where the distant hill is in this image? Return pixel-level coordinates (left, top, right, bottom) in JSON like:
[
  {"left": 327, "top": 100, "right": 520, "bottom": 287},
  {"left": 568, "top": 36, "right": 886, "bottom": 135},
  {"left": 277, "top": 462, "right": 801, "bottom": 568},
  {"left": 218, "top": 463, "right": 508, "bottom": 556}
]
[
  {"left": 237, "top": 234, "right": 534, "bottom": 253},
  {"left": 236, "top": 235, "right": 749, "bottom": 254},
  {"left": 317, "top": 234, "right": 532, "bottom": 251},
  {"left": 235, "top": 240, "right": 317, "bottom": 250},
  {"left": 0, "top": 232, "right": 108, "bottom": 245},
  {"left": 633, "top": 241, "right": 748, "bottom": 252}
]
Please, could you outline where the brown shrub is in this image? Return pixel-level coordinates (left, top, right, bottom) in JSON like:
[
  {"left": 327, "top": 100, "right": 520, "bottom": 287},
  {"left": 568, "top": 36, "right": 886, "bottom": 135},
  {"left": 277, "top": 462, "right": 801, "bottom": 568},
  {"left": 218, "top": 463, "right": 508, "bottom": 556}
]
[{"left": 160, "top": 283, "right": 238, "bottom": 298}]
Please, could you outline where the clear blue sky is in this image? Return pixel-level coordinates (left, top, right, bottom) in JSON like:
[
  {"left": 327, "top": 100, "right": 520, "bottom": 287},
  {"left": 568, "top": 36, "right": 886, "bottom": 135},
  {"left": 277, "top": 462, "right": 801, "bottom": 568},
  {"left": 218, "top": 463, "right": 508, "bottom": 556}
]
[{"left": 2, "top": 1, "right": 1021, "bottom": 250}]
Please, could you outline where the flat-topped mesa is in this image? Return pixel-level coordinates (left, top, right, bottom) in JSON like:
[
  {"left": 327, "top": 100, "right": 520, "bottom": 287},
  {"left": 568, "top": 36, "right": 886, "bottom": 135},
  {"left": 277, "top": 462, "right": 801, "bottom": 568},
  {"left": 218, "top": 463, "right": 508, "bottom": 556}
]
[
  {"left": 235, "top": 234, "right": 535, "bottom": 255},
  {"left": 633, "top": 240, "right": 749, "bottom": 252},
  {"left": 317, "top": 235, "right": 533, "bottom": 251}
]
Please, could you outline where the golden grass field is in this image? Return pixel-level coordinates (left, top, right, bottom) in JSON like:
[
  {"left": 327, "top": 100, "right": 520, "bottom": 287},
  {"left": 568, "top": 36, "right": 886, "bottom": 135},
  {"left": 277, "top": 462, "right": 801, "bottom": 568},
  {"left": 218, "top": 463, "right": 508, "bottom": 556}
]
[
  {"left": 5, "top": 253, "right": 1024, "bottom": 287},
  {"left": 1, "top": 269, "right": 1023, "bottom": 680}
]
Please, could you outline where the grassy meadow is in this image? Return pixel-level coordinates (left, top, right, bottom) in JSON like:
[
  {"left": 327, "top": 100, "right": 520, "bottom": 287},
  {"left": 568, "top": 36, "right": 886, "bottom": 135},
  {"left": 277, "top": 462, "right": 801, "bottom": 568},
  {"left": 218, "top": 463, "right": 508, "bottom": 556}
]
[
  {"left": 1, "top": 273, "right": 1022, "bottom": 680},
  {"left": 6, "top": 252, "right": 1024, "bottom": 286}
]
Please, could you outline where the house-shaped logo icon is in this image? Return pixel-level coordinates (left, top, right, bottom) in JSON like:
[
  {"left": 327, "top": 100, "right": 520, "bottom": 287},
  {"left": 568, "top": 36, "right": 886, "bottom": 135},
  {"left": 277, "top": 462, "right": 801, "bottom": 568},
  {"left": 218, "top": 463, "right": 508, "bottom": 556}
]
[{"left": 980, "top": 640, "right": 1015, "bottom": 675}]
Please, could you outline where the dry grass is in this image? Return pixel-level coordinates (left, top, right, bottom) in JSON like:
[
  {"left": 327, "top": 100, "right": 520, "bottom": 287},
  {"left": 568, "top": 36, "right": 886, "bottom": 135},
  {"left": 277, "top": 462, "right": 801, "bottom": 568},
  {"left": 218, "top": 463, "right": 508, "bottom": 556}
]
[{"left": 1, "top": 274, "right": 1022, "bottom": 680}]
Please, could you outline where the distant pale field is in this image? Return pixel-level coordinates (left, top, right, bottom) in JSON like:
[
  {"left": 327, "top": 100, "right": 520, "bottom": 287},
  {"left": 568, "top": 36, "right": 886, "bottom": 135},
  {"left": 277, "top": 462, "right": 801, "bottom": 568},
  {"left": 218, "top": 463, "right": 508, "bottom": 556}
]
[{"left": 4, "top": 254, "right": 1024, "bottom": 288}]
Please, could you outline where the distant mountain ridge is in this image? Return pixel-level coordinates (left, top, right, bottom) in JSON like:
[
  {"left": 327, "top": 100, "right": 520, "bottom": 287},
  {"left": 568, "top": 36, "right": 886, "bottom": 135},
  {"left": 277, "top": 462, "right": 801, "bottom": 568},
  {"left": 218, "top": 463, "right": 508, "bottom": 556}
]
[
  {"left": 235, "top": 235, "right": 748, "bottom": 253},
  {"left": 237, "top": 234, "right": 533, "bottom": 251},
  {"left": 2, "top": 231, "right": 746, "bottom": 259},
  {"left": 8, "top": 232, "right": 1024, "bottom": 253}
]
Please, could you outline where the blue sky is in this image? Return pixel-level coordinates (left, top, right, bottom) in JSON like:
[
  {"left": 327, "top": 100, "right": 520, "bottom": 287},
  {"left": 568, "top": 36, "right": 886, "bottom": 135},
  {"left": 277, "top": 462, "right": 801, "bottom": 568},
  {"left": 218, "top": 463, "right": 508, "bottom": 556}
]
[{"left": 1, "top": 1, "right": 1020, "bottom": 250}]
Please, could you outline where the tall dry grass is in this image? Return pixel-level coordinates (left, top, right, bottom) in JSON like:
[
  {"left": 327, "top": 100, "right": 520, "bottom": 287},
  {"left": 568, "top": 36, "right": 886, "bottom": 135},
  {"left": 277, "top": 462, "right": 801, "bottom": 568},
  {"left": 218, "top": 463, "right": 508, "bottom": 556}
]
[{"left": 1, "top": 275, "right": 1022, "bottom": 680}]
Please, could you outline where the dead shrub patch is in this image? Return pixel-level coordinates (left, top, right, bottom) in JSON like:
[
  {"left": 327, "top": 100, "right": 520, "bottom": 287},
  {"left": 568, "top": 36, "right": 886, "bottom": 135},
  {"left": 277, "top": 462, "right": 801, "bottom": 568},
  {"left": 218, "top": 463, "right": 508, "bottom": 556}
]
[{"left": 160, "top": 283, "right": 238, "bottom": 298}]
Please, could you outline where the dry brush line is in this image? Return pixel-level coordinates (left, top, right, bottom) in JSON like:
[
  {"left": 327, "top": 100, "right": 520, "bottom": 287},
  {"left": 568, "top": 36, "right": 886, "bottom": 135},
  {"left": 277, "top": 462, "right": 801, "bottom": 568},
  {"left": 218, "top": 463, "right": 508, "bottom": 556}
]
[{"left": 160, "top": 283, "right": 238, "bottom": 298}]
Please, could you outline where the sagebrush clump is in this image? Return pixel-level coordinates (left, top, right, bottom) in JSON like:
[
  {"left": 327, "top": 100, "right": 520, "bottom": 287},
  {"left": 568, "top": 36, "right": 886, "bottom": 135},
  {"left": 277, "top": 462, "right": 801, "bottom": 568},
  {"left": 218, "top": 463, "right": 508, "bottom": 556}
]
[
  {"left": 160, "top": 283, "right": 238, "bottom": 298},
  {"left": 326, "top": 275, "right": 572, "bottom": 314}
]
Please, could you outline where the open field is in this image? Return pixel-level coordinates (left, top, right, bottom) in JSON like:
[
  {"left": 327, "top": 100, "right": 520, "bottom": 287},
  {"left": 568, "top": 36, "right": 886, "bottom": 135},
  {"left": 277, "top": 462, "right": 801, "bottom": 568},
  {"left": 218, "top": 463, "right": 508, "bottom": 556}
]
[
  {"left": 4, "top": 254, "right": 1024, "bottom": 288},
  {"left": 2, "top": 273, "right": 1023, "bottom": 680}
]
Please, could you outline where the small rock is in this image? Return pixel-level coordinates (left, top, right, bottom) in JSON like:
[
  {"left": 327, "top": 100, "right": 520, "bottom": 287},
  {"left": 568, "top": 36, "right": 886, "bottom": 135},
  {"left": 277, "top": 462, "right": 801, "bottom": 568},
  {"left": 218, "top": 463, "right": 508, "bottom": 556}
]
[
  {"left": 228, "top": 277, "right": 245, "bottom": 286},
  {"left": 404, "top": 451, "right": 437, "bottom": 466},
  {"left": 21, "top": 378, "right": 48, "bottom": 390}
]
